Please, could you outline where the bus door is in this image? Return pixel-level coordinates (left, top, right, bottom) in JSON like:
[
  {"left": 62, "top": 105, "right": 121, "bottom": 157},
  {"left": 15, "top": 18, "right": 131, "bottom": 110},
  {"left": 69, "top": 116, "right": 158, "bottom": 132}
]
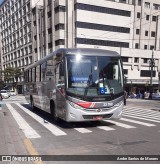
[{"left": 55, "top": 61, "right": 66, "bottom": 119}]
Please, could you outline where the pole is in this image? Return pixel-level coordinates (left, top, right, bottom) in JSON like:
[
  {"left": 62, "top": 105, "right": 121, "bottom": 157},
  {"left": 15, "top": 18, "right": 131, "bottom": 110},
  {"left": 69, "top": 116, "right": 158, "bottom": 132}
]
[{"left": 149, "top": 49, "right": 154, "bottom": 99}]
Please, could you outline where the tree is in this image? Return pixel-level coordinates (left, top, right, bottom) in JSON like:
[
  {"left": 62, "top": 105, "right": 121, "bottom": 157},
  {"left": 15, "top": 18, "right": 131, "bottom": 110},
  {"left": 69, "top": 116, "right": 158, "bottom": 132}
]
[{"left": 1, "top": 67, "right": 23, "bottom": 89}]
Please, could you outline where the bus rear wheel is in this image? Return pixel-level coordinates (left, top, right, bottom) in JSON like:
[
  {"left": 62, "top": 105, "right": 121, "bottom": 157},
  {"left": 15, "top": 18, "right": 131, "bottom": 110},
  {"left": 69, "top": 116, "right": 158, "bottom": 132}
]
[{"left": 50, "top": 101, "right": 59, "bottom": 122}]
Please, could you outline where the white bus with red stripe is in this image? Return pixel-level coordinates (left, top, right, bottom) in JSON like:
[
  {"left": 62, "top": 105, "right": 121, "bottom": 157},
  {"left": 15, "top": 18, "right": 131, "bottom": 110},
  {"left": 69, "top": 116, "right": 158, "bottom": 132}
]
[{"left": 24, "top": 48, "right": 124, "bottom": 122}]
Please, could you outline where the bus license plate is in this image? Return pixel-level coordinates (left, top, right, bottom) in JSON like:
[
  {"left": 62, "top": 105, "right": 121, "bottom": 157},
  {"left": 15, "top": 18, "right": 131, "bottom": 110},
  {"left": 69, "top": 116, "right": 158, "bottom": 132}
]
[{"left": 93, "top": 116, "right": 103, "bottom": 120}]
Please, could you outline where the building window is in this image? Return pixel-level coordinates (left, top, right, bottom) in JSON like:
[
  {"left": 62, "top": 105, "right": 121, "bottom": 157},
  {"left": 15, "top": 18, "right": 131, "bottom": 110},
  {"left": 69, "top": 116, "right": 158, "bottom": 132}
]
[
  {"left": 153, "top": 4, "right": 160, "bottom": 10},
  {"left": 55, "top": 39, "right": 65, "bottom": 46},
  {"left": 144, "top": 45, "right": 147, "bottom": 49},
  {"left": 150, "top": 45, "right": 154, "bottom": 50},
  {"left": 135, "top": 43, "right": 139, "bottom": 49},
  {"left": 121, "top": 57, "right": 128, "bottom": 62},
  {"left": 123, "top": 69, "right": 128, "bottom": 75},
  {"left": 55, "top": 5, "right": 65, "bottom": 13},
  {"left": 138, "top": 0, "right": 141, "bottom": 6},
  {"left": 76, "top": 21, "right": 130, "bottom": 33},
  {"left": 119, "top": 0, "right": 126, "bottom": 3},
  {"left": 48, "top": 42, "right": 52, "bottom": 48},
  {"left": 143, "top": 58, "right": 148, "bottom": 63},
  {"left": 145, "top": 31, "right": 148, "bottom": 36},
  {"left": 134, "top": 57, "right": 139, "bottom": 63},
  {"left": 146, "top": 15, "right": 149, "bottom": 21},
  {"left": 76, "top": 38, "right": 129, "bottom": 48},
  {"left": 144, "top": 2, "right": 150, "bottom": 8},
  {"left": 136, "top": 29, "right": 140, "bottom": 35},
  {"left": 152, "top": 16, "right": 157, "bottom": 22},
  {"left": 137, "top": 12, "right": 141, "bottom": 18},
  {"left": 141, "top": 70, "right": 155, "bottom": 77},
  {"left": 75, "top": 3, "right": 131, "bottom": 17},
  {"left": 48, "top": 28, "right": 52, "bottom": 34},
  {"left": 151, "top": 31, "right": 156, "bottom": 37},
  {"left": 48, "top": 11, "right": 51, "bottom": 18},
  {"left": 55, "top": 23, "right": 65, "bottom": 31}
]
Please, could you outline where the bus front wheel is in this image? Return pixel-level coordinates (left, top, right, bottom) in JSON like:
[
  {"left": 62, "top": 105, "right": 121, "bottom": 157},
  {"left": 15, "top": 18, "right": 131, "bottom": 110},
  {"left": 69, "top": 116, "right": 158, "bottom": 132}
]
[{"left": 50, "top": 101, "right": 59, "bottom": 122}]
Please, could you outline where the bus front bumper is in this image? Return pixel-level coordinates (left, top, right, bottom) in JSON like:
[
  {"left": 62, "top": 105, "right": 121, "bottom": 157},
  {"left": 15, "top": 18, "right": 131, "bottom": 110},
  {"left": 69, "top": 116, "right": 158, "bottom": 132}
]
[{"left": 65, "top": 101, "right": 124, "bottom": 122}]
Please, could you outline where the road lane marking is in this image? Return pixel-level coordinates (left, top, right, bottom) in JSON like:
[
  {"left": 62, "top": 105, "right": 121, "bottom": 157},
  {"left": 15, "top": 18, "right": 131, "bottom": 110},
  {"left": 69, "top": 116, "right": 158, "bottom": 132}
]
[
  {"left": 74, "top": 128, "right": 92, "bottom": 133},
  {"left": 104, "top": 120, "right": 136, "bottom": 129},
  {"left": 124, "top": 110, "right": 160, "bottom": 121},
  {"left": 16, "top": 103, "right": 67, "bottom": 136},
  {"left": 123, "top": 114, "right": 160, "bottom": 123},
  {"left": 124, "top": 107, "right": 160, "bottom": 117},
  {"left": 6, "top": 104, "right": 41, "bottom": 139},
  {"left": 24, "top": 138, "right": 43, "bottom": 164},
  {"left": 124, "top": 106, "right": 160, "bottom": 115},
  {"left": 120, "top": 118, "right": 156, "bottom": 127},
  {"left": 97, "top": 126, "right": 115, "bottom": 131},
  {"left": 124, "top": 110, "right": 160, "bottom": 120}
]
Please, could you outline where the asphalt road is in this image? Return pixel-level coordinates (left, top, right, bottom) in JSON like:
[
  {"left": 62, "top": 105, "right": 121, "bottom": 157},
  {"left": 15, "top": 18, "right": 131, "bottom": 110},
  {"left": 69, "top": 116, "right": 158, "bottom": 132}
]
[{"left": 0, "top": 96, "right": 160, "bottom": 164}]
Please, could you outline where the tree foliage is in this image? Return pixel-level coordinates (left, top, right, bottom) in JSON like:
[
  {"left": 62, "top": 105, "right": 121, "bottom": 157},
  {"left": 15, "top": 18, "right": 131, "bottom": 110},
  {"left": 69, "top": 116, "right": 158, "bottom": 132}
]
[{"left": 0, "top": 67, "right": 23, "bottom": 88}]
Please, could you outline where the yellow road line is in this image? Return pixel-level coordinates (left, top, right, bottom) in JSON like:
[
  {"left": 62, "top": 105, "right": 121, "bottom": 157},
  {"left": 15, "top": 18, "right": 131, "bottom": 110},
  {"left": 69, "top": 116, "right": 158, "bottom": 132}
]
[{"left": 23, "top": 138, "right": 43, "bottom": 164}]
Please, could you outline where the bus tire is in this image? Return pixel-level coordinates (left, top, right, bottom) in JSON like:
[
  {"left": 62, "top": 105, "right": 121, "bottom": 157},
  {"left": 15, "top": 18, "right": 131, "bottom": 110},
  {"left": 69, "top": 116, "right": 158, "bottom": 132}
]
[
  {"left": 50, "top": 101, "right": 59, "bottom": 122},
  {"left": 30, "top": 96, "right": 35, "bottom": 110}
]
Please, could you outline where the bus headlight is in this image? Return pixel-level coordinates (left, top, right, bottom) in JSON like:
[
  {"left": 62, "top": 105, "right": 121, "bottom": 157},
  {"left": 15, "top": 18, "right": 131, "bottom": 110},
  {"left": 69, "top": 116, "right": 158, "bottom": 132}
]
[{"left": 68, "top": 101, "right": 84, "bottom": 109}]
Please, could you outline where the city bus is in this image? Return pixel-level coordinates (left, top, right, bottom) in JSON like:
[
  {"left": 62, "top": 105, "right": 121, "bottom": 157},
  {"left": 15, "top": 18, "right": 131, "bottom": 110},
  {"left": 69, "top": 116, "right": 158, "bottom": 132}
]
[{"left": 24, "top": 48, "right": 124, "bottom": 122}]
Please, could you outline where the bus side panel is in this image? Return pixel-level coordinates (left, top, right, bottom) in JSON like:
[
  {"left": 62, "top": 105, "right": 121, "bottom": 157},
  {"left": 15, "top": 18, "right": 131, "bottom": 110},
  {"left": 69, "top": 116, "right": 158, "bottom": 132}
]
[{"left": 56, "top": 89, "right": 66, "bottom": 120}]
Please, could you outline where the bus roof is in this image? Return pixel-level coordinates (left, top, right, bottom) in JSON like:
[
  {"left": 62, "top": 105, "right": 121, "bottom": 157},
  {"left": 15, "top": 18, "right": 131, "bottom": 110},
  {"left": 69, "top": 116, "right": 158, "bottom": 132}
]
[{"left": 24, "top": 48, "right": 120, "bottom": 71}]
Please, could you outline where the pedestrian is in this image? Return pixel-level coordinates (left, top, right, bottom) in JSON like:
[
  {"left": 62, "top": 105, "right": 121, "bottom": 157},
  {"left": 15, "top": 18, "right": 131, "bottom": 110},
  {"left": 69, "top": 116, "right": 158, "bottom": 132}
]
[
  {"left": 124, "top": 90, "right": 127, "bottom": 105},
  {"left": 0, "top": 93, "right": 2, "bottom": 108}
]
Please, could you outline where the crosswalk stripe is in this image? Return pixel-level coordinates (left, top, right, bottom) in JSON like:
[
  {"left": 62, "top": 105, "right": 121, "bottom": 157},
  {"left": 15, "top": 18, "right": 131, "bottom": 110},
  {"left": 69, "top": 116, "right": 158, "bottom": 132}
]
[
  {"left": 16, "top": 103, "right": 67, "bottom": 136},
  {"left": 124, "top": 108, "right": 160, "bottom": 115},
  {"left": 124, "top": 111, "right": 160, "bottom": 121},
  {"left": 124, "top": 106, "right": 160, "bottom": 115},
  {"left": 120, "top": 118, "right": 156, "bottom": 127},
  {"left": 97, "top": 126, "right": 115, "bottom": 131},
  {"left": 124, "top": 110, "right": 160, "bottom": 120},
  {"left": 74, "top": 128, "right": 92, "bottom": 133},
  {"left": 123, "top": 114, "right": 160, "bottom": 123},
  {"left": 104, "top": 120, "right": 136, "bottom": 129},
  {"left": 6, "top": 104, "right": 41, "bottom": 139}
]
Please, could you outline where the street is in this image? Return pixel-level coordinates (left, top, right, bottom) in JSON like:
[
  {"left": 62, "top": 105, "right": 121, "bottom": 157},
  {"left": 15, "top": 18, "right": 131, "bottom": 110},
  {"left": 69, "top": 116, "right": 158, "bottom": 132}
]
[{"left": 0, "top": 96, "right": 160, "bottom": 164}]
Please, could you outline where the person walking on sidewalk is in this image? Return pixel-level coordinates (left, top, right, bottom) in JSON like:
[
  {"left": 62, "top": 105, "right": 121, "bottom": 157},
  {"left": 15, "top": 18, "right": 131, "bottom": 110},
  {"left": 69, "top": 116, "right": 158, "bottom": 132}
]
[
  {"left": 0, "top": 93, "right": 2, "bottom": 108},
  {"left": 124, "top": 90, "right": 127, "bottom": 105}
]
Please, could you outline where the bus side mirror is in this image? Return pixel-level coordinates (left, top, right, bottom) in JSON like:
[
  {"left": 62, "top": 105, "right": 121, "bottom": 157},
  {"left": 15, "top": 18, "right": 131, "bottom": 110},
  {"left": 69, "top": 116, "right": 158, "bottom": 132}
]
[{"left": 60, "top": 63, "right": 64, "bottom": 77}]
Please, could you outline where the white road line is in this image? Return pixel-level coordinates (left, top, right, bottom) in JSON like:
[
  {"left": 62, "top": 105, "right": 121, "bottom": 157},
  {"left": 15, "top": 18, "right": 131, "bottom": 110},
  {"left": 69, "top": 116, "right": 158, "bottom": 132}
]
[
  {"left": 6, "top": 104, "right": 41, "bottom": 139},
  {"left": 16, "top": 103, "right": 67, "bottom": 136},
  {"left": 124, "top": 110, "right": 160, "bottom": 120},
  {"left": 104, "top": 120, "right": 136, "bottom": 129},
  {"left": 123, "top": 114, "right": 160, "bottom": 123},
  {"left": 74, "top": 128, "right": 92, "bottom": 133},
  {"left": 120, "top": 118, "right": 156, "bottom": 127},
  {"left": 124, "top": 111, "right": 160, "bottom": 121},
  {"left": 124, "top": 107, "right": 160, "bottom": 116},
  {"left": 97, "top": 126, "right": 115, "bottom": 131}
]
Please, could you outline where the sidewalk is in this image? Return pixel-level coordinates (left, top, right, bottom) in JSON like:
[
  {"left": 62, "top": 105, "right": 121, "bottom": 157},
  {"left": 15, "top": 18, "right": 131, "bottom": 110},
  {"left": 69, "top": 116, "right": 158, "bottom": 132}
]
[{"left": 0, "top": 104, "right": 33, "bottom": 163}]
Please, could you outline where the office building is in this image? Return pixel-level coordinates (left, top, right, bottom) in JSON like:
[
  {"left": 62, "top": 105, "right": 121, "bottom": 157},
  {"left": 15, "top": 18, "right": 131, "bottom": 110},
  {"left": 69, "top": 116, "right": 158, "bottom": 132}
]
[{"left": 1, "top": 0, "right": 160, "bottom": 93}]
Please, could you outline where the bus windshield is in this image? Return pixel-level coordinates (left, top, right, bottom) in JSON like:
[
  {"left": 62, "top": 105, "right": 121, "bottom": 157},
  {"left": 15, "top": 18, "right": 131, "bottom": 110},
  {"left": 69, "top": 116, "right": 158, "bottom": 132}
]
[{"left": 66, "top": 55, "right": 123, "bottom": 98}]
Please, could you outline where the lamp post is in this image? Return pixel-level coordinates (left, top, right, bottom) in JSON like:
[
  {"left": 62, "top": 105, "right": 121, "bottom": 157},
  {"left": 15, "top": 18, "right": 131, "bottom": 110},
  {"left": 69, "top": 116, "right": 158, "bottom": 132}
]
[{"left": 149, "top": 49, "right": 155, "bottom": 99}]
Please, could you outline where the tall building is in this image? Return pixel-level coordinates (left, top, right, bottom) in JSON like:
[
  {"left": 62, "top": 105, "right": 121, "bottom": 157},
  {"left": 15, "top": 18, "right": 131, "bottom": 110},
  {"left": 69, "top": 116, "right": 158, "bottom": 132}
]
[
  {"left": 1, "top": 0, "right": 160, "bottom": 94},
  {"left": 0, "top": 0, "right": 43, "bottom": 93}
]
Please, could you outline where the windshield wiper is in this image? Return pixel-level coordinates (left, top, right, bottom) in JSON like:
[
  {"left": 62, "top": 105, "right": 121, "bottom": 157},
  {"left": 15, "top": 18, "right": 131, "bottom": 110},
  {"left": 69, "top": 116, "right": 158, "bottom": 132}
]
[{"left": 83, "top": 66, "right": 93, "bottom": 99}]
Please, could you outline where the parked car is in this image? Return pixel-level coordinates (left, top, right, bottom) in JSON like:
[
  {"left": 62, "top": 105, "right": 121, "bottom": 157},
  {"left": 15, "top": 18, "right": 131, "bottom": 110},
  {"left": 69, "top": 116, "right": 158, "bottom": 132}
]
[
  {"left": 7, "top": 90, "right": 11, "bottom": 97},
  {"left": 0, "top": 90, "right": 9, "bottom": 99},
  {"left": 10, "top": 90, "right": 17, "bottom": 96}
]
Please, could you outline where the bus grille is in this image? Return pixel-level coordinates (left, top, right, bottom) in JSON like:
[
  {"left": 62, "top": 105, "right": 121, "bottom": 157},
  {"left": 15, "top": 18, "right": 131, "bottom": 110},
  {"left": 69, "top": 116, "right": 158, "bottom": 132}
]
[{"left": 82, "top": 114, "right": 113, "bottom": 120}]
